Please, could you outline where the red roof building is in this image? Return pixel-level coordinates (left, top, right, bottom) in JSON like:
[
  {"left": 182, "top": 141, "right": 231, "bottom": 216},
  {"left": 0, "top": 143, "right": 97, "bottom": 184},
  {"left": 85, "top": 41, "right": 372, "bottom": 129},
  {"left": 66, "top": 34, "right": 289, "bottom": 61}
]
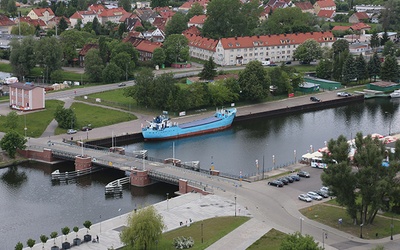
[
  {"left": 313, "top": 0, "right": 336, "bottom": 14},
  {"left": 185, "top": 33, "right": 218, "bottom": 61},
  {"left": 294, "top": 2, "right": 314, "bottom": 14},
  {"left": 188, "top": 15, "right": 206, "bottom": 28},
  {"left": 183, "top": 26, "right": 201, "bottom": 36},
  {"left": 17, "top": 16, "right": 46, "bottom": 29},
  {"left": 317, "top": 10, "right": 335, "bottom": 21},
  {"left": 179, "top": 0, "right": 209, "bottom": 12},
  {"left": 135, "top": 40, "right": 162, "bottom": 61},
  {"left": 0, "top": 14, "right": 15, "bottom": 34},
  {"left": 349, "top": 12, "right": 370, "bottom": 23},
  {"left": 88, "top": 4, "right": 106, "bottom": 14},
  {"left": 350, "top": 22, "right": 371, "bottom": 32},
  {"left": 27, "top": 8, "right": 55, "bottom": 23},
  {"left": 78, "top": 44, "right": 99, "bottom": 67}
]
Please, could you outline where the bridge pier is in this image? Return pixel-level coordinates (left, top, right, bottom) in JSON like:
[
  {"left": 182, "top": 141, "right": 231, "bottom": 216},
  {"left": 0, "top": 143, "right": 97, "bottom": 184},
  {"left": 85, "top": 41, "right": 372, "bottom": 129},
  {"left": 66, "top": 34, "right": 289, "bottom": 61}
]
[
  {"left": 179, "top": 179, "right": 210, "bottom": 195},
  {"left": 130, "top": 169, "right": 151, "bottom": 187},
  {"left": 75, "top": 155, "right": 92, "bottom": 171}
]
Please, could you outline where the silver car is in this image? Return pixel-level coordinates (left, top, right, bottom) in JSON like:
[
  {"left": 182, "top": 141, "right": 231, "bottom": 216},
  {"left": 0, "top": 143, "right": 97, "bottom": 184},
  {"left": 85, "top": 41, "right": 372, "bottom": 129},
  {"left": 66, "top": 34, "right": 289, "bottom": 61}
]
[
  {"left": 307, "top": 191, "right": 323, "bottom": 200},
  {"left": 298, "top": 194, "right": 312, "bottom": 202}
]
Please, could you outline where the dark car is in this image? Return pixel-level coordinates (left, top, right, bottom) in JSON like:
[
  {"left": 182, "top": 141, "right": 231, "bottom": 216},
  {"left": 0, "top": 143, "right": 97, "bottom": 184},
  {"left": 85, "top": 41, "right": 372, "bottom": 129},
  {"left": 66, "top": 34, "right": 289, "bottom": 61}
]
[
  {"left": 297, "top": 170, "right": 310, "bottom": 178},
  {"left": 268, "top": 180, "right": 284, "bottom": 187},
  {"left": 315, "top": 190, "right": 329, "bottom": 198},
  {"left": 285, "top": 176, "right": 294, "bottom": 183},
  {"left": 82, "top": 125, "right": 92, "bottom": 131},
  {"left": 277, "top": 177, "right": 289, "bottom": 185},
  {"left": 285, "top": 61, "right": 292, "bottom": 65},
  {"left": 290, "top": 175, "right": 301, "bottom": 181},
  {"left": 268, "top": 64, "right": 278, "bottom": 67},
  {"left": 310, "top": 96, "right": 321, "bottom": 102},
  {"left": 118, "top": 82, "right": 126, "bottom": 87}
]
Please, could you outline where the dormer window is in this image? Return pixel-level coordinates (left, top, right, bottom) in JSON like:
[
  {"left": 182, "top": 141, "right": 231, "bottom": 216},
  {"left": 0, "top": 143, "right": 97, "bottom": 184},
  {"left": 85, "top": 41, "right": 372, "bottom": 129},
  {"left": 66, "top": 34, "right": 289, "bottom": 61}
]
[
  {"left": 228, "top": 43, "right": 233, "bottom": 47},
  {"left": 236, "top": 42, "right": 240, "bottom": 47}
]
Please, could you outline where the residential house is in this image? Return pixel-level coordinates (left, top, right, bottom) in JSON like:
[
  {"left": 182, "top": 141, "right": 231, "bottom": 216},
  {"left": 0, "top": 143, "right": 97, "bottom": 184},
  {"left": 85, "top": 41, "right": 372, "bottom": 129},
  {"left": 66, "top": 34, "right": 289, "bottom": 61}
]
[
  {"left": 185, "top": 34, "right": 218, "bottom": 61},
  {"left": 178, "top": 0, "right": 209, "bottom": 12},
  {"left": 0, "top": 14, "right": 15, "bottom": 34},
  {"left": 370, "top": 14, "right": 379, "bottom": 24},
  {"left": 124, "top": 13, "right": 143, "bottom": 31},
  {"left": 152, "top": 17, "right": 168, "bottom": 33},
  {"left": 332, "top": 26, "right": 350, "bottom": 32},
  {"left": 135, "top": 40, "right": 162, "bottom": 61},
  {"left": 349, "top": 12, "right": 369, "bottom": 23},
  {"left": 183, "top": 26, "right": 201, "bottom": 36},
  {"left": 313, "top": 0, "right": 336, "bottom": 14},
  {"left": 267, "top": 0, "right": 292, "bottom": 9},
  {"left": 78, "top": 43, "right": 99, "bottom": 67},
  {"left": 349, "top": 43, "right": 370, "bottom": 55},
  {"left": 212, "top": 32, "right": 335, "bottom": 66},
  {"left": 27, "top": 8, "right": 55, "bottom": 23},
  {"left": 260, "top": 6, "right": 273, "bottom": 21},
  {"left": 17, "top": 17, "right": 47, "bottom": 30},
  {"left": 143, "top": 28, "right": 165, "bottom": 42},
  {"left": 47, "top": 16, "right": 71, "bottom": 30},
  {"left": 136, "top": 1, "right": 151, "bottom": 8},
  {"left": 135, "top": 8, "right": 159, "bottom": 25},
  {"left": 350, "top": 23, "right": 371, "bottom": 33},
  {"left": 69, "top": 10, "right": 97, "bottom": 28},
  {"left": 123, "top": 33, "right": 145, "bottom": 47},
  {"left": 294, "top": 2, "right": 314, "bottom": 14},
  {"left": 98, "top": 7, "right": 128, "bottom": 25},
  {"left": 188, "top": 15, "right": 206, "bottom": 28},
  {"left": 88, "top": 4, "right": 106, "bottom": 14},
  {"left": 317, "top": 10, "right": 335, "bottom": 21},
  {"left": 354, "top": 5, "right": 385, "bottom": 14},
  {"left": 9, "top": 82, "right": 45, "bottom": 111}
]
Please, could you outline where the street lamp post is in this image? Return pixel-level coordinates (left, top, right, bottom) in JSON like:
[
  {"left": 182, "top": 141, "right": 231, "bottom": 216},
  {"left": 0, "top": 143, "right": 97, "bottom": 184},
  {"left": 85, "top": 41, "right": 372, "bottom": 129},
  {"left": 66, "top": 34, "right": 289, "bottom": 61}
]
[
  {"left": 234, "top": 195, "right": 237, "bottom": 217},
  {"left": 166, "top": 193, "right": 169, "bottom": 211},
  {"left": 272, "top": 155, "right": 275, "bottom": 170},
  {"left": 391, "top": 215, "right": 394, "bottom": 240},
  {"left": 201, "top": 221, "right": 204, "bottom": 243},
  {"left": 360, "top": 224, "right": 363, "bottom": 238},
  {"left": 385, "top": 111, "right": 392, "bottom": 135},
  {"left": 294, "top": 150, "right": 296, "bottom": 163},
  {"left": 300, "top": 217, "right": 304, "bottom": 234},
  {"left": 24, "top": 113, "right": 27, "bottom": 137}
]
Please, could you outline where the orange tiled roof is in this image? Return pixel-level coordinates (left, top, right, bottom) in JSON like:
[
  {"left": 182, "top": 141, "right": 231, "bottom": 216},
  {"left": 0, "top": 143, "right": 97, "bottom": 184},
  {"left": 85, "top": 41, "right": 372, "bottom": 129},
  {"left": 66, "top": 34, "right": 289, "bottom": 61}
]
[
  {"left": 295, "top": 2, "right": 313, "bottom": 10},
  {"left": 19, "top": 16, "right": 46, "bottom": 27},
  {"left": 0, "top": 14, "right": 15, "bottom": 26},
  {"left": 88, "top": 4, "right": 106, "bottom": 13},
  {"left": 32, "top": 8, "right": 54, "bottom": 17},
  {"left": 98, "top": 7, "right": 128, "bottom": 18},
  {"left": 332, "top": 26, "right": 350, "bottom": 31},
  {"left": 315, "top": 0, "right": 335, "bottom": 8},
  {"left": 49, "top": 16, "right": 71, "bottom": 25},
  {"left": 70, "top": 10, "right": 97, "bottom": 19},
  {"left": 136, "top": 40, "right": 162, "bottom": 53},
  {"left": 189, "top": 15, "right": 206, "bottom": 25},
  {"left": 180, "top": 0, "right": 208, "bottom": 10},
  {"left": 350, "top": 22, "right": 371, "bottom": 30},
  {"left": 354, "top": 12, "right": 369, "bottom": 20},
  {"left": 79, "top": 43, "right": 99, "bottom": 56},
  {"left": 183, "top": 26, "right": 201, "bottom": 36},
  {"left": 220, "top": 32, "right": 335, "bottom": 49},
  {"left": 317, "top": 10, "right": 335, "bottom": 18},
  {"left": 184, "top": 33, "right": 218, "bottom": 52}
]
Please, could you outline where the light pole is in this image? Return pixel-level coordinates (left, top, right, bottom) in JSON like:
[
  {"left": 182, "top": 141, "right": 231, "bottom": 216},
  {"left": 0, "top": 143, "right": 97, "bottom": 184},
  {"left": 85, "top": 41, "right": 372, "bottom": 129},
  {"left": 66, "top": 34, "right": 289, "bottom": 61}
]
[
  {"left": 385, "top": 111, "right": 392, "bottom": 135},
  {"left": 24, "top": 112, "right": 27, "bottom": 137},
  {"left": 255, "top": 159, "right": 259, "bottom": 176},
  {"left": 360, "top": 223, "right": 363, "bottom": 238},
  {"left": 166, "top": 193, "right": 169, "bottom": 211},
  {"left": 294, "top": 150, "right": 296, "bottom": 163},
  {"left": 100, "top": 215, "right": 102, "bottom": 233},
  {"left": 391, "top": 215, "right": 394, "bottom": 240},
  {"left": 300, "top": 217, "right": 304, "bottom": 234},
  {"left": 272, "top": 155, "right": 275, "bottom": 169},
  {"left": 201, "top": 221, "right": 204, "bottom": 243}
]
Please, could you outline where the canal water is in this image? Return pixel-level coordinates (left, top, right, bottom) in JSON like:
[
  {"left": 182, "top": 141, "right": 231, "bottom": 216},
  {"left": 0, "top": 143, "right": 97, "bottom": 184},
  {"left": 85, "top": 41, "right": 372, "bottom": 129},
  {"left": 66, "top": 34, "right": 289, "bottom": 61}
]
[{"left": 1, "top": 97, "right": 399, "bottom": 248}]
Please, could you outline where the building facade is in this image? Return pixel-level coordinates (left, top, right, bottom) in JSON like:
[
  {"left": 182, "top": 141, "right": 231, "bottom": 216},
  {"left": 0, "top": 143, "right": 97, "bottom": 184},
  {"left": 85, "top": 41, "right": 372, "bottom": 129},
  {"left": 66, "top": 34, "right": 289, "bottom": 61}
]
[{"left": 9, "top": 83, "right": 45, "bottom": 111}]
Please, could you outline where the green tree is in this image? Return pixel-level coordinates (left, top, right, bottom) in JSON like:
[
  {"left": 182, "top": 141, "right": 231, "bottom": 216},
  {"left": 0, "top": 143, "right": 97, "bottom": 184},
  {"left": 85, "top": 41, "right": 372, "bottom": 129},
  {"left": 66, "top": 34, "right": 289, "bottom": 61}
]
[
  {"left": 102, "top": 62, "right": 123, "bottom": 83},
  {"left": 381, "top": 55, "right": 399, "bottom": 82},
  {"left": 7, "top": 0, "right": 17, "bottom": 16},
  {"left": 269, "top": 67, "right": 291, "bottom": 95},
  {"left": 84, "top": 48, "right": 104, "bottom": 82},
  {"left": 1, "top": 0, "right": 9, "bottom": 11},
  {"left": 50, "top": 232, "right": 58, "bottom": 245},
  {"left": 110, "top": 41, "right": 139, "bottom": 65},
  {"left": 4, "top": 111, "right": 19, "bottom": 130},
  {"left": 60, "top": 30, "right": 92, "bottom": 66},
  {"left": 26, "top": 238, "right": 35, "bottom": 249},
  {"left": 332, "top": 39, "right": 349, "bottom": 57},
  {"left": 280, "top": 232, "right": 323, "bottom": 250},
  {"left": 9, "top": 37, "right": 37, "bottom": 80},
  {"left": 15, "top": 242, "right": 23, "bottom": 250},
  {"left": 293, "top": 39, "right": 323, "bottom": 64},
  {"left": 0, "top": 130, "right": 27, "bottom": 158},
  {"left": 381, "top": 0, "right": 400, "bottom": 32},
  {"left": 119, "top": 0, "right": 131, "bottom": 12},
  {"left": 62, "top": 226, "right": 70, "bottom": 242},
  {"left": 58, "top": 17, "right": 69, "bottom": 33},
  {"left": 199, "top": 57, "right": 217, "bottom": 80},
  {"left": 202, "top": 0, "right": 248, "bottom": 39},
  {"left": 380, "top": 31, "right": 389, "bottom": 46},
  {"left": 342, "top": 55, "right": 357, "bottom": 84},
  {"left": 111, "top": 52, "right": 134, "bottom": 81},
  {"left": 125, "top": 68, "right": 155, "bottom": 107},
  {"left": 40, "top": 234, "right": 48, "bottom": 248},
  {"left": 92, "top": 17, "right": 101, "bottom": 35},
  {"left": 165, "top": 12, "right": 187, "bottom": 37},
  {"left": 151, "top": 73, "right": 179, "bottom": 110},
  {"left": 367, "top": 52, "right": 381, "bottom": 81},
  {"left": 383, "top": 40, "right": 395, "bottom": 56},
  {"left": 187, "top": 3, "right": 204, "bottom": 20},
  {"left": 370, "top": 32, "right": 380, "bottom": 50},
  {"left": 150, "top": 0, "right": 168, "bottom": 8},
  {"left": 54, "top": 106, "right": 77, "bottom": 129},
  {"left": 332, "top": 50, "right": 349, "bottom": 81},
  {"left": 208, "top": 80, "right": 239, "bottom": 106},
  {"left": 35, "top": 37, "right": 63, "bottom": 78},
  {"left": 98, "top": 36, "right": 109, "bottom": 64},
  {"left": 355, "top": 54, "right": 368, "bottom": 83},
  {"left": 152, "top": 48, "right": 166, "bottom": 67},
  {"left": 163, "top": 34, "right": 189, "bottom": 65},
  {"left": 238, "top": 61, "right": 270, "bottom": 101},
  {"left": 257, "top": 7, "right": 314, "bottom": 35},
  {"left": 120, "top": 206, "right": 165, "bottom": 250},
  {"left": 316, "top": 59, "right": 332, "bottom": 79},
  {"left": 11, "top": 22, "right": 36, "bottom": 35}
]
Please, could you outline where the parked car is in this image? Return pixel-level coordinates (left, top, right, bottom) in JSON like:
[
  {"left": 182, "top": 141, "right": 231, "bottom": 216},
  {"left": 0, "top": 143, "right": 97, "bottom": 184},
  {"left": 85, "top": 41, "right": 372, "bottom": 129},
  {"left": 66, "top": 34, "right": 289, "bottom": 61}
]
[
  {"left": 268, "top": 64, "right": 278, "bottom": 67},
  {"left": 268, "top": 180, "right": 284, "bottom": 187},
  {"left": 297, "top": 170, "right": 310, "bottom": 178},
  {"left": 298, "top": 194, "right": 312, "bottom": 202},
  {"left": 277, "top": 177, "right": 289, "bottom": 185},
  {"left": 320, "top": 186, "right": 329, "bottom": 193},
  {"left": 285, "top": 61, "right": 292, "bottom": 65},
  {"left": 310, "top": 96, "right": 321, "bottom": 102},
  {"left": 67, "top": 129, "right": 77, "bottom": 134},
  {"left": 118, "top": 82, "right": 126, "bottom": 87},
  {"left": 315, "top": 190, "right": 329, "bottom": 198},
  {"left": 285, "top": 176, "right": 294, "bottom": 183},
  {"left": 307, "top": 191, "right": 323, "bottom": 200},
  {"left": 290, "top": 175, "right": 301, "bottom": 181},
  {"left": 337, "top": 92, "right": 351, "bottom": 97},
  {"left": 82, "top": 125, "right": 92, "bottom": 131}
]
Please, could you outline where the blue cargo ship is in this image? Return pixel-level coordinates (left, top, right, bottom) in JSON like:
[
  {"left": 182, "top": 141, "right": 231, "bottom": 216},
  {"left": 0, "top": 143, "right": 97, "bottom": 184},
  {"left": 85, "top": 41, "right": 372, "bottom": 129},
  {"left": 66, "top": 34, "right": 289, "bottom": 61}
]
[{"left": 142, "top": 108, "right": 237, "bottom": 140}]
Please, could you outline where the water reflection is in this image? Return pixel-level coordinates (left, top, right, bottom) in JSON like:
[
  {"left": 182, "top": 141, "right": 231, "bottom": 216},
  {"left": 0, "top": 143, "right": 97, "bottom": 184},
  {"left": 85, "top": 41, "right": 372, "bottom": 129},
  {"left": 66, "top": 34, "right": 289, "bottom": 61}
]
[{"left": 1, "top": 166, "right": 27, "bottom": 188}]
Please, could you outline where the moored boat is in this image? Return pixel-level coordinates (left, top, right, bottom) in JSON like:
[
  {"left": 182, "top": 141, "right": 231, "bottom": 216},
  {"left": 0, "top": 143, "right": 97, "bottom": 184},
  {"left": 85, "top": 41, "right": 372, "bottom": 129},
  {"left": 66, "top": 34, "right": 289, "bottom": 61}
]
[
  {"left": 390, "top": 90, "right": 400, "bottom": 98},
  {"left": 142, "top": 108, "right": 237, "bottom": 140}
]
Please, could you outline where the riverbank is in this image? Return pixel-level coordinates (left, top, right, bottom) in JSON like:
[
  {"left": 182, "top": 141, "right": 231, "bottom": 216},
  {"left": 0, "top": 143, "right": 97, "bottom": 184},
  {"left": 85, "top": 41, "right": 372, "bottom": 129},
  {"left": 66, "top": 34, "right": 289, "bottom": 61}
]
[{"left": 0, "top": 151, "right": 28, "bottom": 168}]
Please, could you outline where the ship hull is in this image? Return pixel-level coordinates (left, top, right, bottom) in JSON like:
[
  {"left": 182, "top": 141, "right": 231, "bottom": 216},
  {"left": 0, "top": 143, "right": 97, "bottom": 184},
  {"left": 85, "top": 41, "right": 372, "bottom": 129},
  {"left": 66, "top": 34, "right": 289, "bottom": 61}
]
[{"left": 142, "top": 109, "right": 236, "bottom": 140}]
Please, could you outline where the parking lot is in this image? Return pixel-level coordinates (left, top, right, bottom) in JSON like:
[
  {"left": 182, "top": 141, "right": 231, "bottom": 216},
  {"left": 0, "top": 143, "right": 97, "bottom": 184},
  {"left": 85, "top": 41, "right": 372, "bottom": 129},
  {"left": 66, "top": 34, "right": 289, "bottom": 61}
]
[{"left": 266, "top": 165, "right": 330, "bottom": 209}]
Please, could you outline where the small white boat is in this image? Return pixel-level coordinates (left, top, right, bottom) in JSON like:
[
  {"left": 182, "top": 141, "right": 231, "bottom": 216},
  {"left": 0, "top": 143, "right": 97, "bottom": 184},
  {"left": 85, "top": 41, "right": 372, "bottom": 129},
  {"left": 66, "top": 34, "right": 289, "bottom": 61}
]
[{"left": 390, "top": 90, "right": 400, "bottom": 98}]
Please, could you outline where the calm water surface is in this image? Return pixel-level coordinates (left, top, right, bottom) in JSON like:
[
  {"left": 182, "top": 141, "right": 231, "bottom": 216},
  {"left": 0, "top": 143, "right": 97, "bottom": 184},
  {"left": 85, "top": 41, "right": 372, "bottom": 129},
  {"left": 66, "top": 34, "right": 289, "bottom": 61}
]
[{"left": 1, "top": 98, "right": 399, "bottom": 248}]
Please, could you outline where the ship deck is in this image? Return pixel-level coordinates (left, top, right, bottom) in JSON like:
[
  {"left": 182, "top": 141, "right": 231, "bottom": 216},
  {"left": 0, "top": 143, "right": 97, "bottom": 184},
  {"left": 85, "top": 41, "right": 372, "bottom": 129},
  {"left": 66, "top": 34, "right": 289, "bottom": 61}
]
[{"left": 179, "top": 116, "right": 222, "bottom": 129}]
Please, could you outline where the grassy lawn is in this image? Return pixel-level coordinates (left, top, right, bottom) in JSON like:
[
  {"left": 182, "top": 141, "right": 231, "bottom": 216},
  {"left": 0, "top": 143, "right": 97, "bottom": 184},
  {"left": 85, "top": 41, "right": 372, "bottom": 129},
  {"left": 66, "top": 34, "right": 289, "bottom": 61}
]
[
  {"left": 293, "top": 64, "right": 317, "bottom": 73},
  {"left": 247, "top": 228, "right": 286, "bottom": 250},
  {"left": 0, "top": 100, "right": 64, "bottom": 138},
  {"left": 54, "top": 102, "right": 137, "bottom": 135},
  {"left": 157, "top": 216, "right": 250, "bottom": 249},
  {"left": 300, "top": 203, "right": 400, "bottom": 239}
]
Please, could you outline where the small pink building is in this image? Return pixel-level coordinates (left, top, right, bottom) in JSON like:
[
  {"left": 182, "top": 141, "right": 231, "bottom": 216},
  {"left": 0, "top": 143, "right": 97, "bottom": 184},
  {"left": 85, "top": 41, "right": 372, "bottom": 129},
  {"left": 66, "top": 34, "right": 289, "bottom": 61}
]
[{"left": 9, "top": 82, "right": 45, "bottom": 111}]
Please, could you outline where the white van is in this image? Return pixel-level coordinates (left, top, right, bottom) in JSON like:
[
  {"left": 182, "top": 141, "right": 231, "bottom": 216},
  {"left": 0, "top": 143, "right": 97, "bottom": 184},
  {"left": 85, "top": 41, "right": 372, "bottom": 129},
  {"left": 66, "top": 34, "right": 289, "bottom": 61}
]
[{"left": 261, "top": 60, "right": 270, "bottom": 66}]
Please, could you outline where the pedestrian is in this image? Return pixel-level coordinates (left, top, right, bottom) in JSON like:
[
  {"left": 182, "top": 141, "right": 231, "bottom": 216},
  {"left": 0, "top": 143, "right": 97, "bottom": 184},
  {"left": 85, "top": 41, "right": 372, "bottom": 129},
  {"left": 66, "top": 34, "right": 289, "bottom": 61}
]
[{"left": 96, "top": 235, "right": 99, "bottom": 243}]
